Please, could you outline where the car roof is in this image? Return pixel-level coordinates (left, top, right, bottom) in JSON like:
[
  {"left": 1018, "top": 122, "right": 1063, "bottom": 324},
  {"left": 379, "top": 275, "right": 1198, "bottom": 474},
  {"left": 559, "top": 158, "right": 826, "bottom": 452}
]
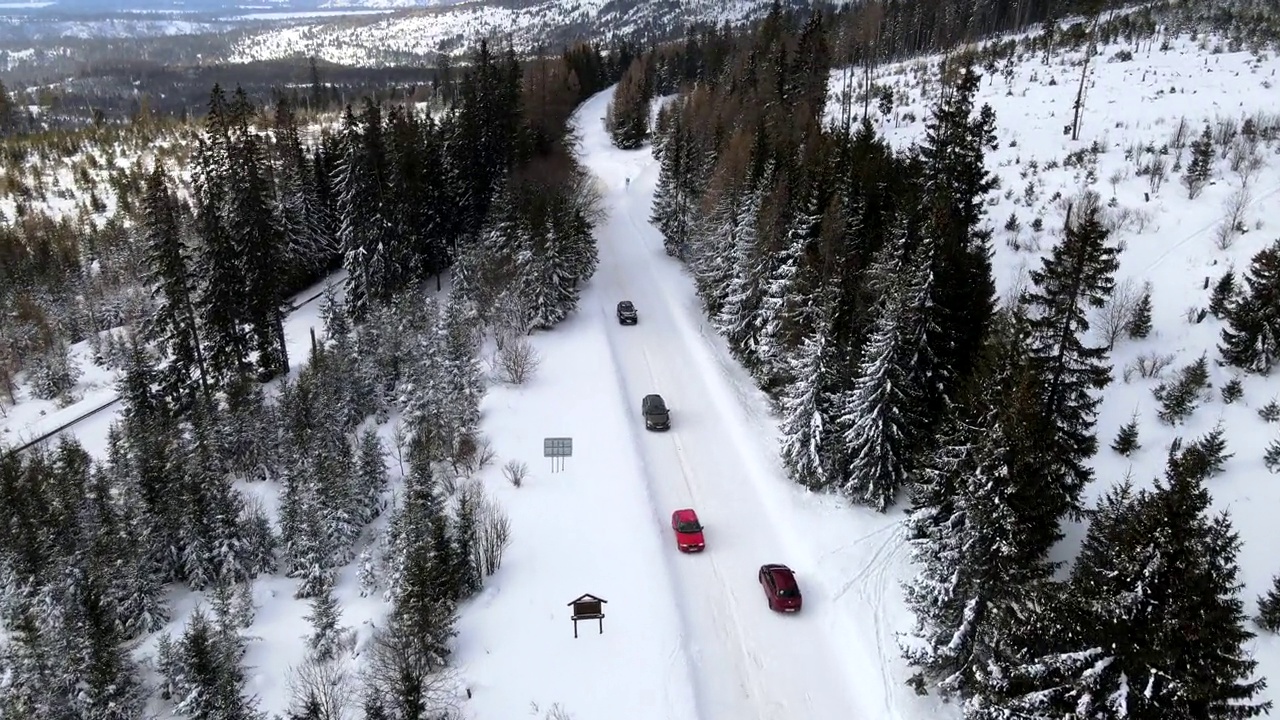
[
  {"left": 619, "top": 300, "right": 633, "bottom": 306},
  {"left": 673, "top": 508, "right": 699, "bottom": 521},
  {"left": 770, "top": 568, "right": 798, "bottom": 589}
]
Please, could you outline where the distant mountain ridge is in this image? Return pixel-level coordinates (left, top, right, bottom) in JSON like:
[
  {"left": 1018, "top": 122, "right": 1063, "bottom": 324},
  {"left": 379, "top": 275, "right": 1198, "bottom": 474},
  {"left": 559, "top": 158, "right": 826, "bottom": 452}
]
[
  {"left": 226, "top": 0, "right": 783, "bottom": 66},
  {"left": 2, "top": 0, "right": 447, "bottom": 13}
]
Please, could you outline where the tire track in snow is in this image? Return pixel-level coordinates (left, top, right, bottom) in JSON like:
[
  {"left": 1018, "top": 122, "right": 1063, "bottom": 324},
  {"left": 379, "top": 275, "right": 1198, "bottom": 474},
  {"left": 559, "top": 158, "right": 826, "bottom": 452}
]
[
  {"left": 591, "top": 292, "right": 712, "bottom": 720},
  {"left": 594, "top": 250, "right": 766, "bottom": 720}
]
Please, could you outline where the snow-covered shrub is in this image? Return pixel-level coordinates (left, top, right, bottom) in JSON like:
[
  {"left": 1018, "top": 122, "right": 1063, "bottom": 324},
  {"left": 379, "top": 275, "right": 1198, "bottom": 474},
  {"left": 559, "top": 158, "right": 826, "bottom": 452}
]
[{"left": 26, "top": 342, "right": 80, "bottom": 400}]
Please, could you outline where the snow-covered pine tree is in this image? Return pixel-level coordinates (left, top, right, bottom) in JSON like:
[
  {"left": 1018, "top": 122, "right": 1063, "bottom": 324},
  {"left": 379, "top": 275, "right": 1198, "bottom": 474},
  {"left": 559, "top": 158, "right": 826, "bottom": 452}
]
[
  {"left": 777, "top": 307, "right": 834, "bottom": 490},
  {"left": 104, "top": 447, "right": 171, "bottom": 636},
  {"left": 385, "top": 103, "right": 432, "bottom": 282},
  {"left": 1259, "top": 575, "right": 1280, "bottom": 632},
  {"left": 539, "top": 167, "right": 600, "bottom": 324},
  {"left": 191, "top": 85, "right": 252, "bottom": 388},
  {"left": 1209, "top": 267, "right": 1237, "bottom": 319},
  {"left": 281, "top": 478, "right": 330, "bottom": 600},
  {"left": 139, "top": 163, "right": 210, "bottom": 406},
  {"left": 650, "top": 103, "right": 700, "bottom": 259},
  {"left": 26, "top": 340, "right": 80, "bottom": 401},
  {"left": 287, "top": 694, "right": 324, "bottom": 720},
  {"left": 161, "top": 609, "right": 263, "bottom": 720},
  {"left": 179, "top": 408, "right": 263, "bottom": 590},
  {"left": 913, "top": 61, "right": 999, "bottom": 419},
  {"left": 1153, "top": 353, "right": 1210, "bottom": 424},
  {"left": 902, "top": 309, "right": 1061, "bottom": 704},
  {"left": 355, "top": 426, "right": 389, "bottom": 523},
  {"left": 452, "top": 482, "right": 483, "bottom": 598},
  {"left": 963, "top": 486, "right": 1130, "bottom": 719},
  {"left": 756, "top": 189, "right": 822, "bottom": 389},
  {"left": 337, "top": 100, "right": 406, "bottom": 317},
  {"left": 1184, "top": 421, "right": 1233, "bottom": 477},
  {"left": 438, "top": 295, "right": 486, "bottom": 444},
  {"left": 690, "top": 180, "right": 748, "bottom": 318},
  {"left": 304, "top": 574, "right": 347, "bottom": 662},
  {"left": 1127, "top": 282, "right": 1153, "bottom": 338},
  {"left": 415, "top": 113, "right": 454, "bottom": 283},
  {"left": 1184, "top": 123, "right": 1214, "bottom": 198},
  {"left": 902, "top": 406, "right": 1047, "bottom": 700},
  {"left": 225, "top": 88, "right": 290, "bottom": 380},
  {"left": 523, "top": 220, "right": 564, "bottom": 330},
  {"left": 272, "top": 97, "right": 333, "bottom": 294},
  {"left": 1265, "top": 436, "right": 1280, "bottom": 472},
  {"left": 604, "top": 55, "right": 651, "bottom": 150},
  {"left": 383, "top": 433, "right": 443, "bottom": 598},
  {"left": 1220, "top": 239, "right": 1280, "bottom": 374},
  {"left": 0, "top": 600, "right": 77, "bottom": 718},
  {"left": 714, "top": 172, "right": 772, "bottom": 367},
  {"left": 317, "top": 435, "right": 361, "bottom": 563},
  {"left": 991, "top": 450, "right": 1271, "bottom": 718},
  {"left": 1020, "top": 193, "right": 1118, "bottom": 520},
  {"left": 839, "top": 230, "right": 930, "bottom": 511}
]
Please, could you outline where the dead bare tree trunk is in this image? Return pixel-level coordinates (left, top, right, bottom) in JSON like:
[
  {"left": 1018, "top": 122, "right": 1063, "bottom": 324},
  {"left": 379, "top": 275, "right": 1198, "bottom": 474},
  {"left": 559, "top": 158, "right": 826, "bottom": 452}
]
[{"left": 1071, "top": 11, "right": 1103, "bottom": 141}]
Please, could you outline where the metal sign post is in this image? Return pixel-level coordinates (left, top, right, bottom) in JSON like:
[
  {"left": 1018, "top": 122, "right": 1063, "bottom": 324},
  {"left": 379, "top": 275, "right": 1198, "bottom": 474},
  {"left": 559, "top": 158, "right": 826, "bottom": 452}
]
[{"left": 543, "top": 437, "right": 573, "bottom": 473}]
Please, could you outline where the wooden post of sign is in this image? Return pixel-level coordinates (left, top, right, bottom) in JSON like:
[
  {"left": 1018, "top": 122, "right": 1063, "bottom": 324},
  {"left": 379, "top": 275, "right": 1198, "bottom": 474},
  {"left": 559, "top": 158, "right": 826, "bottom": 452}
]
[{"left": 567, "top": 593, "right": 607, "bottom": 638}]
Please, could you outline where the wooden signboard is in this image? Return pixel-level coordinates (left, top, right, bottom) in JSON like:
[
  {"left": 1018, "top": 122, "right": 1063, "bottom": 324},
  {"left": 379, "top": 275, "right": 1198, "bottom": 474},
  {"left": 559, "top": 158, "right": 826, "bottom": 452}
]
[{"left": 567, "top": 593, "right": 607, "bottom": 638}]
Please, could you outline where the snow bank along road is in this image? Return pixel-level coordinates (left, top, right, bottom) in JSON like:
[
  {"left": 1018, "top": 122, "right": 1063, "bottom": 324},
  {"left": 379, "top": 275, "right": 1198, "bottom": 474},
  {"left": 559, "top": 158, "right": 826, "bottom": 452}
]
[{"left": 574, "top": 90, "right": 886, "bottom": 719}]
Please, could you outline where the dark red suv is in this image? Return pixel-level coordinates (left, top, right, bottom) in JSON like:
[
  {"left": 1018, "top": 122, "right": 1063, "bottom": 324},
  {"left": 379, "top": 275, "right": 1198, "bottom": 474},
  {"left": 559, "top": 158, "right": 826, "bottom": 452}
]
[{"left": 758, "top": 564, "right": 802, "bottom": 612}]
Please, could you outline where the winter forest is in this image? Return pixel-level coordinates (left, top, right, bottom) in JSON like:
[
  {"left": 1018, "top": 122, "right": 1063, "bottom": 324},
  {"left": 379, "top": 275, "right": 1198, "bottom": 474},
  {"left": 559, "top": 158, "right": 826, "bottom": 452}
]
[
  {"left": 3, "top": 0, "right": 1280, "bottom": 717},
  {"left": 611, "top": 1, "right": 1279, "bottom": 717},
  {"left": 0, "top": 37, "right": 621, "bottom": 719}
]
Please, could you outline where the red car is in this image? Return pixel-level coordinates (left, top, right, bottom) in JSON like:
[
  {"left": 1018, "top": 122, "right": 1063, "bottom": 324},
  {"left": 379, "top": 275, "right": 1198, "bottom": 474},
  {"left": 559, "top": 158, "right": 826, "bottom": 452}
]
[
  {"left": 670, "top": 508, "right": 705, "bottom": 552},
  {"left": 758, "top": 564, "right": 802, "bottom": 612}
]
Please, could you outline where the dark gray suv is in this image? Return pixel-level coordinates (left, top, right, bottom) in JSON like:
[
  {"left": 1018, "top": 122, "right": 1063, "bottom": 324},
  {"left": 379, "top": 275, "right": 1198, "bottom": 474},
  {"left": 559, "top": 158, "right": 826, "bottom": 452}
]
[
  {"left": 617, "top": 300, "right": 638, "bottom": 325},
  {"left": 642, "top": 394, "right": 670, "bottom": 431}
]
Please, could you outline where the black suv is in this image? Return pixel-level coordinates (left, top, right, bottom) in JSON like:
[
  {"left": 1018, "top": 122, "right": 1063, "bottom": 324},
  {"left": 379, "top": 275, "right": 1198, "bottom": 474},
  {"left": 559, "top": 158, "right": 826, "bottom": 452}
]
[
  {"left": 617, "top": 300, "right": 638, "bottom": 325},
  {"left": 642, "top": 393, "right": 670, "bottom": 431}
]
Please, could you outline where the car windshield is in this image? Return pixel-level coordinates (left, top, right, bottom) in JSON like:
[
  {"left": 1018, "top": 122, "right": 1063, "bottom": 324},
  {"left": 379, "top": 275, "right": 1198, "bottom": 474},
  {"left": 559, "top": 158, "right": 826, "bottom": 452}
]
[
  {"left": 620, "top": 302, "right": 633, "bottom": 310},
  {"left": 677, "top": 521, "right": 702, "bottom": 533}
]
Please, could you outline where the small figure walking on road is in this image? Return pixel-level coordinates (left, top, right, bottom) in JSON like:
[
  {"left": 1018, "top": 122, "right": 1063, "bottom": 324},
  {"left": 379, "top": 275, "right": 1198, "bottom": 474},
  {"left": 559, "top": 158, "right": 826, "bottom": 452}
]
[{"left": 625, "top": 177, "right": 631, "bottom": 189}]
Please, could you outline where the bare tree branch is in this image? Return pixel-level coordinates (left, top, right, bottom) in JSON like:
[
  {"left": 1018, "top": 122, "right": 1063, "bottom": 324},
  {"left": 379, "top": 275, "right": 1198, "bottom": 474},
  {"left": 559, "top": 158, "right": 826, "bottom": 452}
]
[
  {"left": 286, "top": 656, "right": 358, "bottom": 720},
  {"left": 1095, "top": 277, "right": 1142, "bottom": 349}
]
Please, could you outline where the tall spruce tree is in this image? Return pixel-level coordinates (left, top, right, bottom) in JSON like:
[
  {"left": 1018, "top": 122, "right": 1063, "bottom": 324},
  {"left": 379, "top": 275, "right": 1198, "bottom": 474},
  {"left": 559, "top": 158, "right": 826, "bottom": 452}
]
[
  {"left": 980, "top": 451, "right": 1271, "bottom": 719},
  {"left": 913, "top": 61, "right": 999, "bottom": 421},
  {"left": 1019, "top": 195, "right": 1118, "bottom": 520},
  {"left": 1220, "top": 239, "right": 1280, "bottom": 374},
  {"left": 337, "top": 100, "right": 407, "bottom": 316},
  {"left": 140, "top": 163, "right": 209, "bottom": 406},
  {"left": 839, "top": 229, "right": 929, "bottom": 511},
  {"left": 192, "top": 85, "right": 252, "bottom": 386},
  {"left": 902, "top": 313, "right": 1059, "bottom": 700},
  {"left": 227, "top": 87, "right": 290, "bottom": 379},
  {"left": 650, "top": 101, "right": 701, "bottom": 259},
  {"left": 605, "top": 55, "right": 652, "bottom": 149},
  {"left": 272, "top": 97, "right": 334, "bottom": 294},
  {"left": 777, "top": 302, "right": 837, "bottom": 489}
]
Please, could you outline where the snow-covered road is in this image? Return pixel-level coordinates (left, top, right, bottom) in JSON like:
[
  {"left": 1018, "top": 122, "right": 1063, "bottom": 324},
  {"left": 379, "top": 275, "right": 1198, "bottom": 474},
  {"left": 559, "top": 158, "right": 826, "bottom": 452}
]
[
  {"left": 453, "top": 87, "right": 951, "bottom": 720},
  {"left": 577, "top": 90, "right": 887, "bottom": 720}
]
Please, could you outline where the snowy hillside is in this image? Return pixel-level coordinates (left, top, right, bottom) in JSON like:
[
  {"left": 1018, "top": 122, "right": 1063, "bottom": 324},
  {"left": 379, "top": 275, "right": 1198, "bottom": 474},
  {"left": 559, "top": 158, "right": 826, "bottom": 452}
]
[
  {"left": 226, "top": 0, "right": 767, "bottom": 66},
  {"left": 832, "top": 25, "right": 1280, "bottom": 705}
]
